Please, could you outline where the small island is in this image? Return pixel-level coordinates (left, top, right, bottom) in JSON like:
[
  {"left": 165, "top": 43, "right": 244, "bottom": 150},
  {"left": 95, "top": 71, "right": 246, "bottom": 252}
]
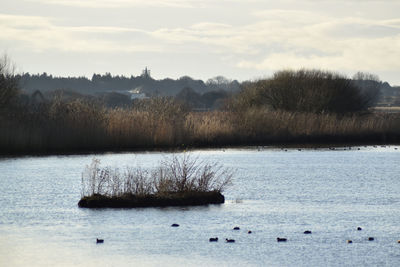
[
  {"left": 78, "top": 191, "right": 225, "bottom": 208},
  {"left": 78, "top": 154, "right": 232, "bottom": 208}
]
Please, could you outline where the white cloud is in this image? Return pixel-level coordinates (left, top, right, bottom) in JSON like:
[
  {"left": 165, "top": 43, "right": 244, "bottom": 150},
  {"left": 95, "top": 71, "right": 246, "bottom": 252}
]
[
  {"left": 3, "top": 9, "right": 399, "bottom": 74},
  {"left": 0, "top": 14, "right": 162, "bottom": 53},
  {"left": 2, "top": 1, "right": 400, "bottom": 83},
  {"left": 25, "top": 0, "right": 269, "bottom": 8},
  {"left": 235, "top": 18, "right": 400, "bottom": 72},
  {"left": 237, "top": 37, "right": 400, "bottom": 72},
  {"left": 25, "top": 0, "right": 210, "bottom": 8}
]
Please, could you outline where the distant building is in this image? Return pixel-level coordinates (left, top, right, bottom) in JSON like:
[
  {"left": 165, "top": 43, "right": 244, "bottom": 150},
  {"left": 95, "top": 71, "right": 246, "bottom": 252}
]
[
  {"left": 128, "top": 88, "right": 148, "bottom": 100},
  {"left": 141, "top": 67, "right": 151, "bottom": 79}
]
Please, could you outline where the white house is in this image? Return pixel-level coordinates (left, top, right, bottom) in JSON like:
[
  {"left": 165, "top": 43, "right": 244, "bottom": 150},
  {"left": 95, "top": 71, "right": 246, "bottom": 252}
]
[{"left": 128, "top": 88, "right": 148, "bottom": 100}]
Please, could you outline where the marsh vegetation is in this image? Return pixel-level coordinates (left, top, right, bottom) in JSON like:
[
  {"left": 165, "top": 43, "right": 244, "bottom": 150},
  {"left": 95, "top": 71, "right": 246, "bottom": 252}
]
[
  {"left": 78, "top": 154, "right": 232, "bottom": 208},
  {"left": 1, "top": 55, "right": 399, "bottom": 155}
]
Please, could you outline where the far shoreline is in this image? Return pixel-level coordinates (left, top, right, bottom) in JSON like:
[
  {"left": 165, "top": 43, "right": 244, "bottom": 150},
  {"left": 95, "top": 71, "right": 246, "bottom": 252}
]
[{"left": 1, "top": 142, "right": 399, "bottom": 158}]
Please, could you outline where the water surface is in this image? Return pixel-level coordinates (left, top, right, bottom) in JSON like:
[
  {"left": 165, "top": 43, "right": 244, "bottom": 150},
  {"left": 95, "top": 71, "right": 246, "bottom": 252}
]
[{"left": 1, "top": 146, "right": 399, "bottom": 266}]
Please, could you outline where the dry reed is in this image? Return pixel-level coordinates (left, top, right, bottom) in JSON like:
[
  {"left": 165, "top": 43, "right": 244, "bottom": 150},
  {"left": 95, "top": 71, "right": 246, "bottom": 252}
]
[{"left": 1, "top": 97, "right": 399, "bottom": 155}]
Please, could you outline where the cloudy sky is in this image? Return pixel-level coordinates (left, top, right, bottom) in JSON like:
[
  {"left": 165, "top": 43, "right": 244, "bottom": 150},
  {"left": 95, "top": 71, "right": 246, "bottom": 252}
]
[{"left": 1, "top": 0, "right": 400, "bottom": 85}]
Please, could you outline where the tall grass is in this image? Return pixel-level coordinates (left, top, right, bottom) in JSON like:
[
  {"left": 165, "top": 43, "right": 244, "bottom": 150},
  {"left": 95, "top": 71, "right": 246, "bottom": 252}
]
[
  {"left": 230, "top": 108, "right": 398, "bottom": 144},
  {"left": 81, "top": 154, "right": 233, "bottom": 198},
  {"left": 1, "top": 95, "right": 399, "bottom": 155},
  {"left": 185, "top": 111, "right": 236, "bottom": 146}
]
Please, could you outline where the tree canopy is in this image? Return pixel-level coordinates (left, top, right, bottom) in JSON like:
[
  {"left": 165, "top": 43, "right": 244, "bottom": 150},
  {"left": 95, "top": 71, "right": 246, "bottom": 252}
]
[{"left": 231, "top": 69, "right": 378, "bottom": 114}]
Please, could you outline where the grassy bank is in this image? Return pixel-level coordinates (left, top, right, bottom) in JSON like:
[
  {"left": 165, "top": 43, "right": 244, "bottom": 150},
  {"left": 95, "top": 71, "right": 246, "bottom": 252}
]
[{"left": 1, "top": 98, "right": 399, "bottom": 155}]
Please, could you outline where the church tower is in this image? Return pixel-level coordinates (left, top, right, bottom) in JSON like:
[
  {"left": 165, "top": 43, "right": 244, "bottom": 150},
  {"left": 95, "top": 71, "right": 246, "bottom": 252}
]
[{"left": 141, "top": 67, "right": 151, "bottom": 78}]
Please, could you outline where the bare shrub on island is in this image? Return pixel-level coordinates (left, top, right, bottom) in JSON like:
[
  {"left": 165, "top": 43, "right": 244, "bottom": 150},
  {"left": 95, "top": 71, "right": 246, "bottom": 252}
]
[
  {"left": 155, "top": 154, "right": 232, "bottom": 194},
  {"left": 81, "top": 154, "right": 233, "bottom": 201}
]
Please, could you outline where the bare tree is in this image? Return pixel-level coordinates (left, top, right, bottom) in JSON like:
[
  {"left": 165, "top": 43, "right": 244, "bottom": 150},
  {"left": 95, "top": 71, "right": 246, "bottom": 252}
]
[{"left": 0, "top": 54, "right": 19, "bottom": 112}]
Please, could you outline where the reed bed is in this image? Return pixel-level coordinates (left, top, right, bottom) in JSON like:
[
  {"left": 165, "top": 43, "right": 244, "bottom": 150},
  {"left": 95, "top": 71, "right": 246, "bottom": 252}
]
[
  {"left": 229, "top": 108, "right": 399, "bottom": 144},
  {"left": 0, "top": 98, "right": 399, "bottom": 155},
  {"left": 185, "top": 111, "right": 236, "bottom": 145}
]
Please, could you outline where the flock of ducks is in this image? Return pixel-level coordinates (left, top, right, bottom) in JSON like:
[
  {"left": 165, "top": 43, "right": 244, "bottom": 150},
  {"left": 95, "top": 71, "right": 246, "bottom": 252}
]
[
  {"left": 207, "top": 226, "right": 308, "bottom": 244},
  {"left": 209, "top": 226, "right": 253, "bottom": 243},
  {"left": 96, "top": 225, "right": 400, "bottom": 244},
  {"left": 208, "top": 225, "right": 388, "bottom": 244},
  {"left": 345, "top": 227, "right": 375, "bottom": 244},
  {"left": 225, "top": 146, "right": 399, "bottom": 153},
  {"left": 207, "top": 226, "right": 249, "bottom": 243},
  {"left": 275, "top": 145, "right": 398, "bottom": 152}
]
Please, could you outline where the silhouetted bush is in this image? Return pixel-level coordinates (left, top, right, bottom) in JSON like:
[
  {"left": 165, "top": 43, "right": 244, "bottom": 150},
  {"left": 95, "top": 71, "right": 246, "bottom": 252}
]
[
  {"left": 231, "top": 69, "right": 373, "bottom": 114},
  {"left": 352, "top": 72, "right": 382, "bottom": 107}
]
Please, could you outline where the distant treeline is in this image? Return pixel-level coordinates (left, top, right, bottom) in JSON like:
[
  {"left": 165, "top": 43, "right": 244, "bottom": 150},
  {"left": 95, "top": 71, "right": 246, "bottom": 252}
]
[
  {"left": 18, "top": 71, "right": 241, "bottom": 96},
  {"left": 16, "top": 70, "right": 400, "bottom": 111},
  {"left": 16, "top": 72, "right": 241, "bottom": 110}
]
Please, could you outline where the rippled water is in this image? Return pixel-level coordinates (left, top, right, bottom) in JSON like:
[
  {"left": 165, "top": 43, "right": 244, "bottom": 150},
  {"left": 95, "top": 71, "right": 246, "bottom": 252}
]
[{"left": 1, "top": 146, "right": 400, "bottom": 266}]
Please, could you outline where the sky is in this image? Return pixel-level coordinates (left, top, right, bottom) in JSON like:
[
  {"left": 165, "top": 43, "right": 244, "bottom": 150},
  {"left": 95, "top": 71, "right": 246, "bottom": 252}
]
[{"left": 1, "top": 0, "right": 400, "bottom": 85}]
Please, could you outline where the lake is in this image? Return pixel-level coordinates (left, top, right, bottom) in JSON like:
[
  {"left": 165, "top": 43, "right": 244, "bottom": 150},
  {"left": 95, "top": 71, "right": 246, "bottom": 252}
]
[{"left": 0, "top": 146, "right": 399, "bottom": 266}]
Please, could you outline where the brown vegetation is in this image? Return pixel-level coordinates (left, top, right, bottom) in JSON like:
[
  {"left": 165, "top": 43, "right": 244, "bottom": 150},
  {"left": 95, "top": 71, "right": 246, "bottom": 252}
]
[
  {"left": 78, "top": 155, "right": 232, "bottom": 208},
  {"left": 81, "top": 155, "right": 232, "bottom": 197},
  {"left": 1, "top": 64, "right": 400, "bottom": 155},
  {"left": 1, "top": 98, "right": 398, "bottom": 155}
]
